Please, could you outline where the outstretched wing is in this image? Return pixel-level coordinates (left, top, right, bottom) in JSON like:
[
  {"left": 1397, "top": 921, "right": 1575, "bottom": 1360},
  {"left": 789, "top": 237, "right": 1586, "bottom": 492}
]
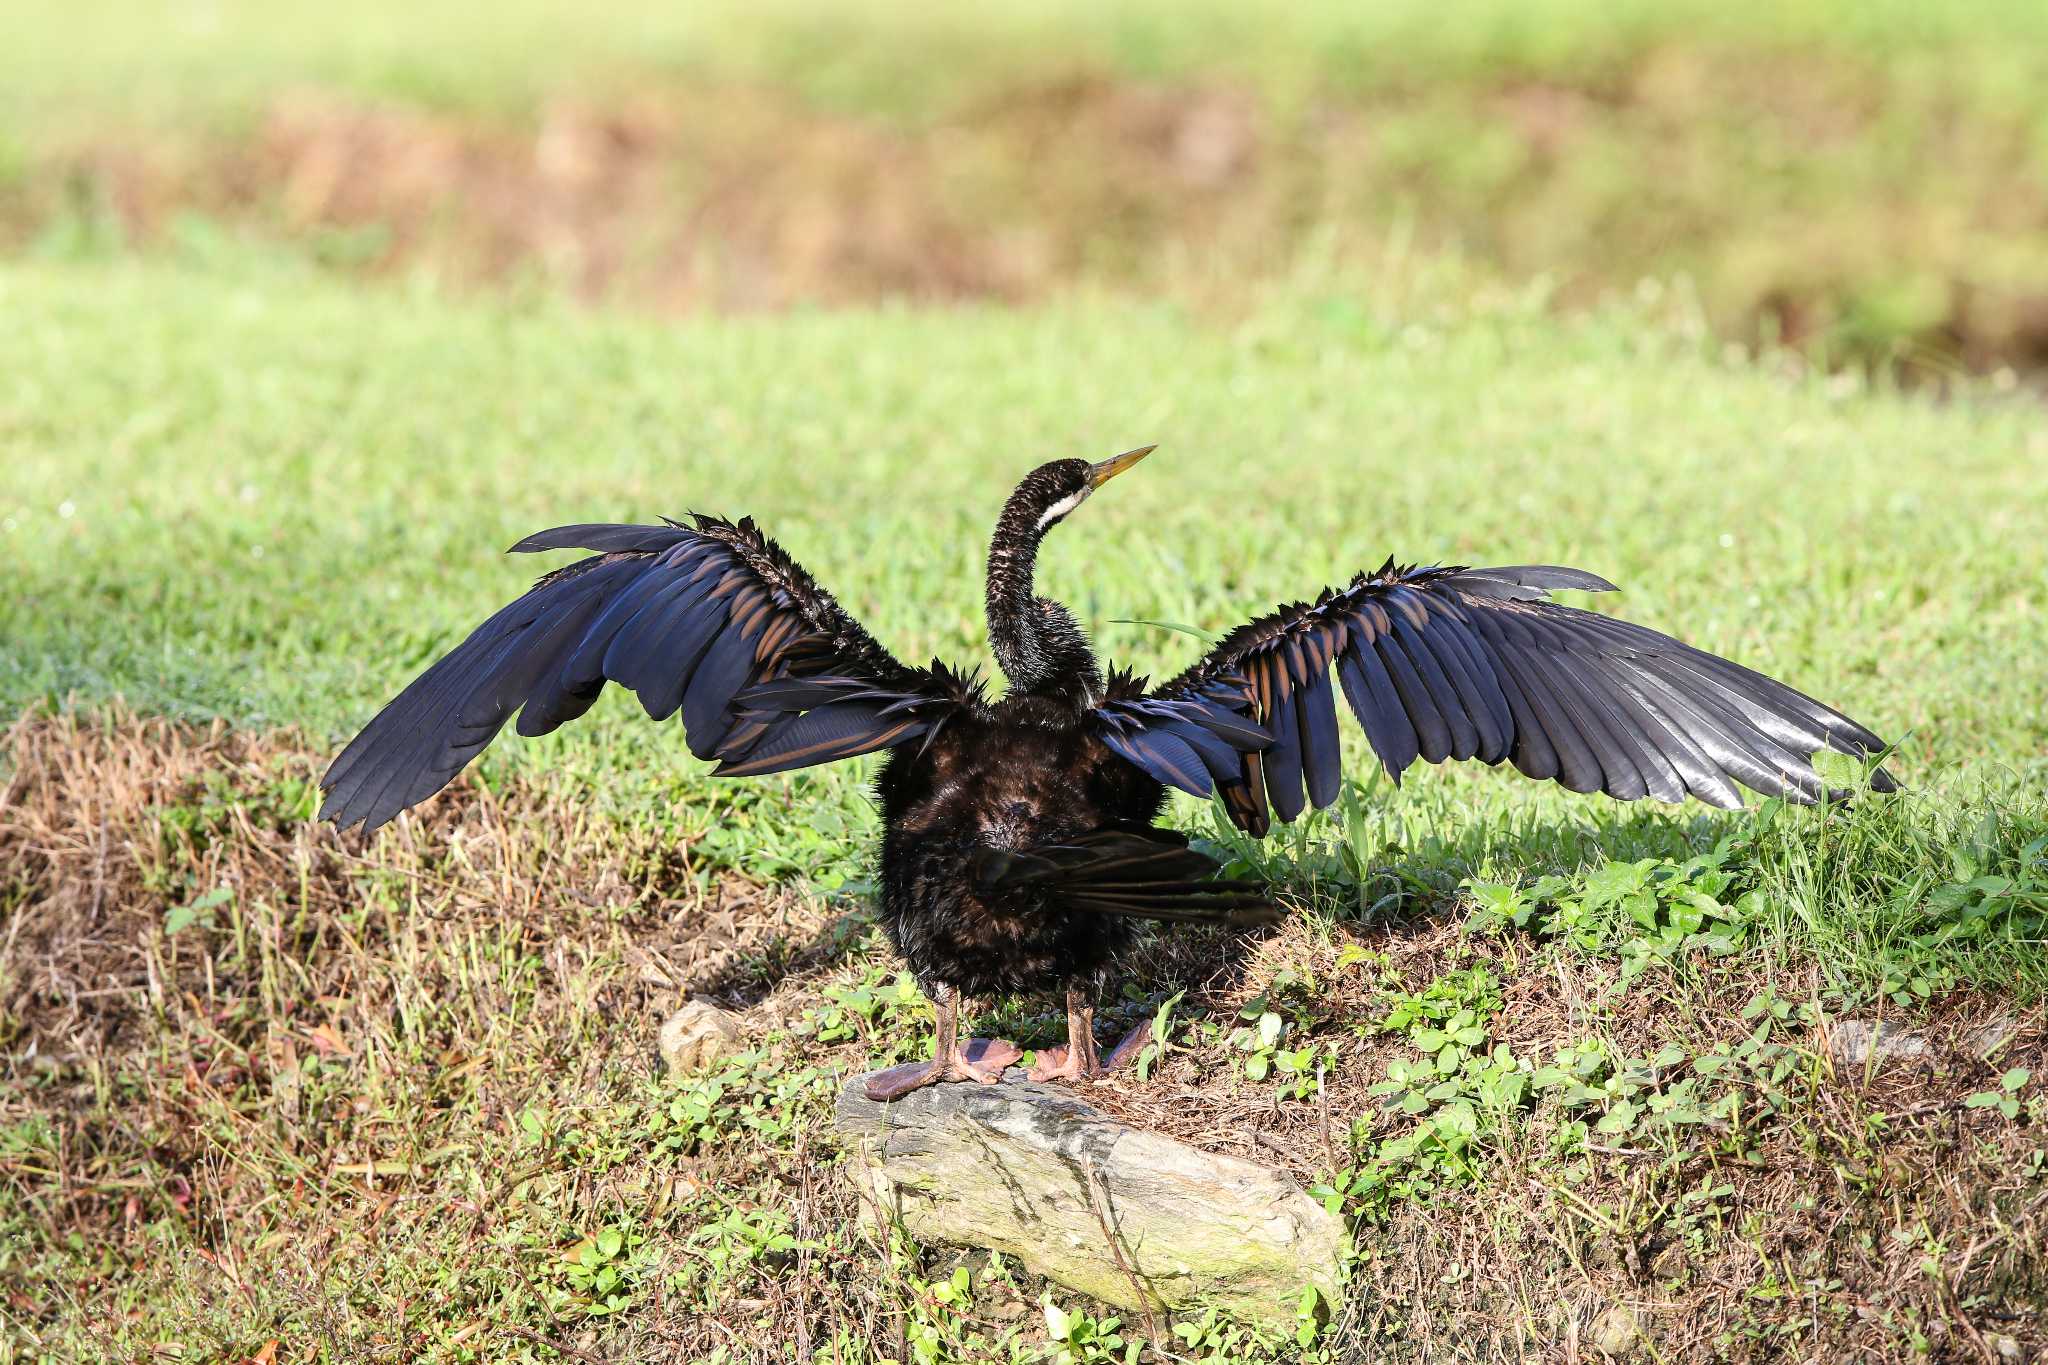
[
  {"left": 1094, "top": 561, "right": 1894, "bottom": 837},
  {"left": 320, "top": 515, "right": 976, "bottom": 833}
]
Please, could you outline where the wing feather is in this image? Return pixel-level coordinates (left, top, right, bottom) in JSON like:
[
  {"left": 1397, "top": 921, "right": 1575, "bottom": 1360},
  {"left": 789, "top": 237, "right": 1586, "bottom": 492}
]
[
  {"left": 1263, "top": 659, "right": 1307, "bottom": 823},
  {"left": 1296, "top": 667, "right": 1344, "bottom": 810},
  {"left": 1093, "top": 558, "right": 1892, "bottom": 833},
  {"left": 1335, "top": 635, "right": 1419, "bottom": 779},
  {"left": 1389, "top": 611, "right": 1479, "bottom": 761},
  {"left": 322, "top": 516, "right": 973, "bottom": 832},
  {"left": 1376, "top": 628, "right": 1454, "bottom": 764}
]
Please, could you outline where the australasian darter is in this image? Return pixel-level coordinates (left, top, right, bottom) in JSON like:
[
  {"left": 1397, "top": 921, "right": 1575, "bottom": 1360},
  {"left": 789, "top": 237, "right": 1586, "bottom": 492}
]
[{"left": 320, "top": 447, "right": 1895, "bottom": 1100}]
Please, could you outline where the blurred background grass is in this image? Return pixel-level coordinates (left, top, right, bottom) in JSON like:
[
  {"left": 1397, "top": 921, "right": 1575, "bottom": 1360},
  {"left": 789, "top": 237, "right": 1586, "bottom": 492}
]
[{"left": 6, "top": 0, "right": 2047, "bottom": 377}]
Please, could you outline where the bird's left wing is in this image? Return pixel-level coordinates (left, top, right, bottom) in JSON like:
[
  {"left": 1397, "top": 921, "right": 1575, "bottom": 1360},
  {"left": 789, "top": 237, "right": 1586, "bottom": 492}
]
[
  {"left": 1093, "top": 560, "right": 1895, "bottom": 837},
  {"left": 320, "top": 515, "right": 977, "bottom": 833}
]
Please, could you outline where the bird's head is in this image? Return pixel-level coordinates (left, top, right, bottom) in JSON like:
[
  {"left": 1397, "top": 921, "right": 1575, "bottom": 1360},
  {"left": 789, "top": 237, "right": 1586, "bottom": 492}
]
[
  {"left": 1000, "top": 445, "right": 1155, "bottom": 539},
  {"left": 984, "top": 446, "right": 1153, "bottom": 700}
]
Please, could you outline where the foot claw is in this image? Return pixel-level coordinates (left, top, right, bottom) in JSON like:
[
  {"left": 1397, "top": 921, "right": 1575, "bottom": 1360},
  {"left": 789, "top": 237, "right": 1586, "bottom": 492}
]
[
  {"left": 864, "top": 1060, "right": 943, "bottom": 1102},
  {"left": 1103, "top": 1019, "right": 1154, "bottom": 1073}
]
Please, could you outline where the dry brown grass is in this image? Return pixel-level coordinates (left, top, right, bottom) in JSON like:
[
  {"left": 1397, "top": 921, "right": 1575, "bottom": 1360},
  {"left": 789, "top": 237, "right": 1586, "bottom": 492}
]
[
  {"left": 1088, "top": 917, "right": 2046, "bottom": 1362},
  {"left": 0, "top": 709, "right": 861, "bottom": 1360},
  {"left": 2, "top": 711, "right": 2042, "bottom": 1362}
]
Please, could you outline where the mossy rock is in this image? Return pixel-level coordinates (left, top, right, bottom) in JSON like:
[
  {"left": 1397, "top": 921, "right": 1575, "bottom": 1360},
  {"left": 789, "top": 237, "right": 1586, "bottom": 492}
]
[{"left": 834, "top": 1071, "right": 1343, "bottom": 1329}]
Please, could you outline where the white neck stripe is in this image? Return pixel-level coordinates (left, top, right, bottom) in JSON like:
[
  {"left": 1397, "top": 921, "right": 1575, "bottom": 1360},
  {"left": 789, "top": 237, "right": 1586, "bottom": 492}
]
[{"left": 1035, "top": 489, "right": 1090, "bottom": 530}]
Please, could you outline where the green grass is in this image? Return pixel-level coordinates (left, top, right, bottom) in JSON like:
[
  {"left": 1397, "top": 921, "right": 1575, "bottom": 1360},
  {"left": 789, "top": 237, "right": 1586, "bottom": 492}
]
[
  {"left": 8, "top": 12, "right": 2048, "bottom": 1352},
  {"left": 3, "top": 254, "right": 2044, "bottom": 991},
  {"left": 3, "top": 715, "right": 2040, "bottom": 1361}
]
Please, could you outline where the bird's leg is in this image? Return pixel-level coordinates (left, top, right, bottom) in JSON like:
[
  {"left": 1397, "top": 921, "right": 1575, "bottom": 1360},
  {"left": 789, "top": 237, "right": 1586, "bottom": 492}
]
[
  {"left": 862, "top": 986, "right": 1022, "bottom": 1102},
  {"left": 936, "top": 987, "right": 1026, "bottom": 1080},
  {"left": 1030, "top": 989, "right": 1158, "bottom": 1083},
  {"left": 1028, "top": 986, "right": 1104, "bottom": 1083}
]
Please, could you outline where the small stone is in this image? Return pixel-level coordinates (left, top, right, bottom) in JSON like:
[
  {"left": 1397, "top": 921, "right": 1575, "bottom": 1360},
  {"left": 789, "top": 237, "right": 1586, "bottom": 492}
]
[
  {"left": 1590, "top": 1304, "right": 1638, "bottom": 1357},
  {"left": 658, "top": 1001, "right": 745, "bottom": 1076},
  {"left": 1584, "top": 1236, "right": 1626, "bottom": 1276},
  {"left": 1990, "top": 1333, "right": 2021, "bottom": 1363},
  {"left": 834, "top": 1072, "right": 1343, "bottom": 1330},
  {"left": 1965, "top": 1013, "right": 2019, "bottom": 1060},
  {"left": 1647, "top": 1241, "right": 1688, "bottom": 1281},
  {"left": 1829, "top": 1019, "right": 1931, "bottom": 1068}
]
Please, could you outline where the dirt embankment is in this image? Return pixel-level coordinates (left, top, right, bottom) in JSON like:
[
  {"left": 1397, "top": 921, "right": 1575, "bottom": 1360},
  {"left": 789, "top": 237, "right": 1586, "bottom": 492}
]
[{"left": 11, "top": 52, "right": 2048, "bottom": 375}]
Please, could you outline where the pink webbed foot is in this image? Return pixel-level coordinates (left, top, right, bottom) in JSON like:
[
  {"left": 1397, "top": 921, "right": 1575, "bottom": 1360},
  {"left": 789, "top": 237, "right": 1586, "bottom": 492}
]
[
  {"left": 1028, "top": 1018, "right": 1153, "bottom": 1083},
  {"left": 862, "top": 1037, "right": 1022, "bottom": 1102},
  {"left": 952, "top": 1036, "right": 1024, "bottom": 1082},
  {"left": 1027, "top": 1044, "right": 1086, "bottom": 1083}
]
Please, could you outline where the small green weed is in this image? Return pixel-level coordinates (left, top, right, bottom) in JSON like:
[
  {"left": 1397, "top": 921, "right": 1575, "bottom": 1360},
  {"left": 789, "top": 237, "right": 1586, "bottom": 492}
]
[
  {"left": 1965, "top": 1068, "right": 2034, "bottom": 1122},
  {"left": 1465, "top": 837, "right": 1756, "bottom": 979},
  {"left": 557, "top": 1223, "right": 653, "bottom": 1319},
  {"left": 1041, "top": 1296, "right": 1135, "bottom": 1365}
]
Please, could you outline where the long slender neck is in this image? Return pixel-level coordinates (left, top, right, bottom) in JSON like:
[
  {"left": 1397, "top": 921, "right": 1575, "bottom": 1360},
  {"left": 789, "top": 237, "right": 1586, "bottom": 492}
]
[{"left": 985, "top": 501, "right": 1101, "bottom": 703}]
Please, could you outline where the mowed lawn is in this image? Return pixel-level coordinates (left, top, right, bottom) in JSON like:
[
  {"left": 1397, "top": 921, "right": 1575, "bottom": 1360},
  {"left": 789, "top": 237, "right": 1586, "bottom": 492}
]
[
  {"left": 4, "top": 256, "right": 2045, "bottom": 963},
  {"left": 8, "top": 259, "right": 2045, "bottom": 742},
  {"left": 11, "top": 0, "right": 2048, "bottom": 377},
  {"left": 3, "top": 259, "right": 2047, "bottom": 1361}
]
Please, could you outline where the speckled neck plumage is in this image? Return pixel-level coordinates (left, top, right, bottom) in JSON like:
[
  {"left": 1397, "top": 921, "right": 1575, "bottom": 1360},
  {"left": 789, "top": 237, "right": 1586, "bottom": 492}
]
[{"left": 984, "top": 461, "right": 1102, "bottom": 705}]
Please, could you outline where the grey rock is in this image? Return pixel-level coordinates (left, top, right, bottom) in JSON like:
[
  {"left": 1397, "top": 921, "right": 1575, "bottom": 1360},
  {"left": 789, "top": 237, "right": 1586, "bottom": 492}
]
[
  {"left": 1965, "top": 1012, "right": 2019, "bottom": 1060},
  {"left": 1829, "top": 1019, "right": 1932, "bottom": 1068},
  {"left": 834, "top": 1072, "right": 1343, "bottom": 1328},
  {"left": 1590, "top": 1303, "right": 1638, "bottom": 1357},
  {"left": 1831, "top": 1013, "right": 2025, "bottom": 1068},
  {"left": 658, "top": 1001, "right": 745, "bottom": 1077}
]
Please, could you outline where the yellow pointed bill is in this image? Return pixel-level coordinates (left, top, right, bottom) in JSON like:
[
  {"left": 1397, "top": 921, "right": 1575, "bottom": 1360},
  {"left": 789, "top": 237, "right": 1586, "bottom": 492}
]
[{"left": 1087, "top": 444, "right": 1156, "bottom": 488}]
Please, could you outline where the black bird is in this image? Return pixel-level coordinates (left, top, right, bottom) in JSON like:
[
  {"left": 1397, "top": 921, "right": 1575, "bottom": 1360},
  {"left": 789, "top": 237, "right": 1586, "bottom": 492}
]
[{"left": 320, "top": 446, "right": 1895, "bottom": 1100}]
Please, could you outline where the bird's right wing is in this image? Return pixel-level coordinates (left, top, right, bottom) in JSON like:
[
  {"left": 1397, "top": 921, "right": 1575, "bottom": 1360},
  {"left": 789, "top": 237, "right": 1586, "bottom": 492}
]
[
  {"left": 320, "top": 515, "right": 978, "bottom": 833},
  {"left": 1094, "top": 560, "right": 1894, "bottom": 837}
]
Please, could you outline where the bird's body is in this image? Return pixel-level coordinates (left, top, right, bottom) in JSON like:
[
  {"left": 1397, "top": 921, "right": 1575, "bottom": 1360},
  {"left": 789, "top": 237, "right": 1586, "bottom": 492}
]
[
  {"left": 321, "top": 445, "right": 1896, "bottom": 1100},
  {"left": 874, "top": 691, "right": 1164, "bottom": 1000}
]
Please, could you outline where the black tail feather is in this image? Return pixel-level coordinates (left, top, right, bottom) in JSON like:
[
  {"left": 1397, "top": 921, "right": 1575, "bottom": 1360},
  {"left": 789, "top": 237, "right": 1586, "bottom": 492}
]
[{"left": 971, "top": 827, "right": 1279, "bottom": 928}]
